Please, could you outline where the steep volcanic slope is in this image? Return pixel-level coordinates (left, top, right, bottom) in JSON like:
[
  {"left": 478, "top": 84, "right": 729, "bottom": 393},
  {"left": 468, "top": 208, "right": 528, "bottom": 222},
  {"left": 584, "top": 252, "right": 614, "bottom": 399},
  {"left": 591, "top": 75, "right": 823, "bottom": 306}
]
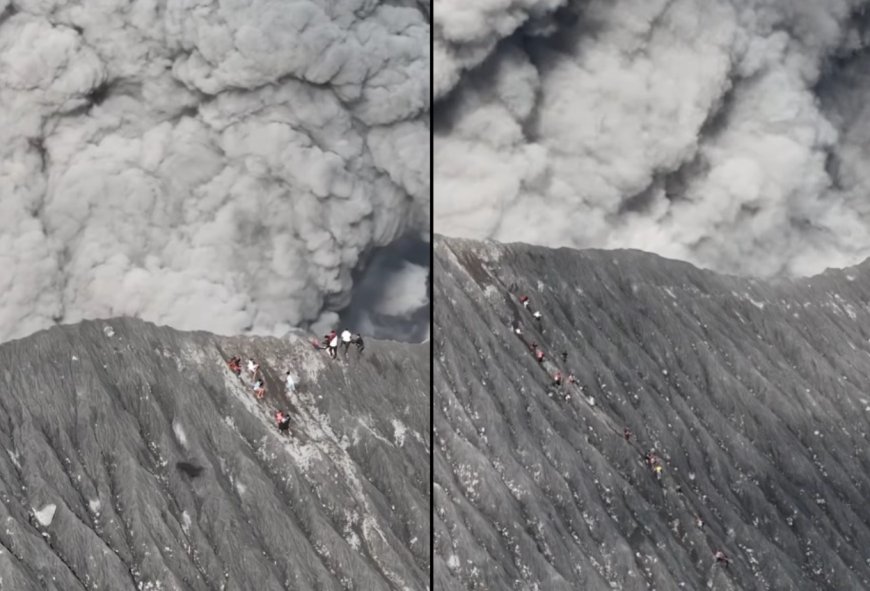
[
  {"left": 0, "top": 318, "right": 429, "bottom": 590},
  {"left": 434, "top": 236, "right": 870, "bottom": 590}
]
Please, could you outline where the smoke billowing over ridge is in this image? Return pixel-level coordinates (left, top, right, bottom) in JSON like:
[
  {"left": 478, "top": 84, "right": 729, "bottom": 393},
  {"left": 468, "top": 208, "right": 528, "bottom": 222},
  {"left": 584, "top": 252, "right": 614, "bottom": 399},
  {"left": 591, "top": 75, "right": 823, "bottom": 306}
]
[
  {"left": 0, "top": 0, "right": 430, "bottom": 344},
  {"left": 434, "top": 0, "right": 870, "bottom": 278}
]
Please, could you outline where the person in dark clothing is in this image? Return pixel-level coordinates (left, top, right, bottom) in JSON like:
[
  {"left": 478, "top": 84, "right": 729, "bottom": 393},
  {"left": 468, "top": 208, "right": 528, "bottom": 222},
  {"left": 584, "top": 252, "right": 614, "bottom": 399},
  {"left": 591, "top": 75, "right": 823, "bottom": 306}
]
[
  {"left": 561, "top": 351, "right": 568, "bottom": 362},
  {"left": 275, "top": 410, "right": 291, "bottom": 435},
  {"left": 623, "top": 427, "right": 632, "bottom": 442},
  {"left": 352, "top": 333, "right": 364, "bottom": 353}
]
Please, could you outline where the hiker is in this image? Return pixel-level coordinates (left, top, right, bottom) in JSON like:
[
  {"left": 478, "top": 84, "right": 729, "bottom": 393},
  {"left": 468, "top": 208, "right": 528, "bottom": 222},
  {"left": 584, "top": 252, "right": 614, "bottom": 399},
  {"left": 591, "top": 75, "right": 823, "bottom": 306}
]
[
  {"left": 553, "top": 371, "right": 562, "bottom": 386},
  {"left": 568, "top": 373, "right": 578, "bottom": 385},
  {"left": 323, "top": 330, "right": 338, "bottom": 359},
  {"left": 714, "top": 550, "right": 730, "bottom": 566},
  {"left": 252, "top": 379, "right": 265, "bottom": 399},
  {"left": 519, "top": 295, "right": 530, "bottom": 309},
  {"left": 284, "top": 371, "right": 296, "bottom": 394},
  {"left": 351, "top": 333, "right": 365, "bottom": 353},
  {"left": 512, "top": 321, "right": 522, "bottom": 335},
  {"left": 646, "top": 451, "right": 663, "bottom": 479},
  {"left": 275, "top": 410, "right": 291, "bottom": 435},
  {"left": 623, "top": 427, "right": 632, "bottom": 442},
  {"left": 561, "top": 351, "right": 568, "bottom": 363},
  {"left": 534, "top": 348, "right": 545, "bottom": 363},
  {"left": 227, "top": 356, "right": 241, "bottom": 376},
  {"left": 246, "top": 359, "right": 260, "bottom": 379},
  {"left": 533, "top": 310, "right": 542, "bottom": 322},
  {"left": 340, "top": 329, "right": 353, "bottom": 356}
]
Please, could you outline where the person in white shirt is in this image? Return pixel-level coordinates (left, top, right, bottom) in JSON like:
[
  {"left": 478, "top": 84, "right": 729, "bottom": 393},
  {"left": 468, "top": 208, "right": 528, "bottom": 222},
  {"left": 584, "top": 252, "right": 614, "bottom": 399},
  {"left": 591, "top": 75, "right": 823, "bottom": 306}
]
[
  {"left": 340, "top": 330, "right": 353, "bottom": 356},
  {"left": 247, "top": 359, "right": 260, "bottom": 379}
]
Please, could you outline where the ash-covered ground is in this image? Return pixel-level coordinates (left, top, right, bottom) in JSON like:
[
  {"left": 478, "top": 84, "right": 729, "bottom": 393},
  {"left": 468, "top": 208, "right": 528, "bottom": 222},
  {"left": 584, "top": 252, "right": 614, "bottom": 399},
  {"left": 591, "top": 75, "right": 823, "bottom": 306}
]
[
  {"left": 0, "top": 318, "right": 429, "bottom": 590},
  {"left": 434, "top": 235, "right": 870, "bottom": 590}
]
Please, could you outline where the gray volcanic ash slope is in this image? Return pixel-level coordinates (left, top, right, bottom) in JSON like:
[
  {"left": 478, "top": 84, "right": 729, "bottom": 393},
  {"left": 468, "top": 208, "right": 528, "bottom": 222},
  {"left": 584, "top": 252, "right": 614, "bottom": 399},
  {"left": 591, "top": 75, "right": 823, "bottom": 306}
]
[
  {"left": 0, "top": 318, "right": 429, "bottom": 590},
  {"left": 434, "top": 236, "right": 870, "bottom": 590}
]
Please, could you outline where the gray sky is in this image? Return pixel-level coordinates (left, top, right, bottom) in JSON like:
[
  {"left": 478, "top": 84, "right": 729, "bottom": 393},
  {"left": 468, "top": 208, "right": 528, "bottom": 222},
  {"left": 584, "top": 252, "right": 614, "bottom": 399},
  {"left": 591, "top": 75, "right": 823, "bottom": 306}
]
[
  {"left": 0, "top": 0, "right": 430, "bottom": 343},
  {"left": 435, "top": 0, "right": 870, "bottom": 278}
]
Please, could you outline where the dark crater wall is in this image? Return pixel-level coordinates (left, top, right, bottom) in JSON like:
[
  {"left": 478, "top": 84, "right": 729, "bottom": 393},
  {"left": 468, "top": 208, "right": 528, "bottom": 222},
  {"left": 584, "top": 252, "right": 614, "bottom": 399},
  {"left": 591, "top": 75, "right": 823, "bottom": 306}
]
[
  {"left": 0, "top": 318, "right": 429, "bottom": 590},
  {"left": 434, "top": 235, "right": 870, "bottom": 590}
]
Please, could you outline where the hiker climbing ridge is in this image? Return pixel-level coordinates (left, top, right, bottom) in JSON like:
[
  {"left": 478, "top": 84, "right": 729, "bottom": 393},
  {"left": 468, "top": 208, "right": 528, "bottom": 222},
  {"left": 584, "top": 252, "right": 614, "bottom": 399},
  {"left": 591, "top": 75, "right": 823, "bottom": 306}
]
[{"left": 275, "top": 410, "right": 291, "bottom": 435}]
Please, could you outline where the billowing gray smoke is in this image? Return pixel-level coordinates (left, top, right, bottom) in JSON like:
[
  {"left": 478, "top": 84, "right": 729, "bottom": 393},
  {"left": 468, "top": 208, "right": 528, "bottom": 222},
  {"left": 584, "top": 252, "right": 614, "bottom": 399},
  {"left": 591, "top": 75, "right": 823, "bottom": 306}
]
[
  {"left": 0, "top": 0, "right": 429, "bottom": 344},
  {"left": 434, "top": 0, "right": 870, "bottom": 278}
]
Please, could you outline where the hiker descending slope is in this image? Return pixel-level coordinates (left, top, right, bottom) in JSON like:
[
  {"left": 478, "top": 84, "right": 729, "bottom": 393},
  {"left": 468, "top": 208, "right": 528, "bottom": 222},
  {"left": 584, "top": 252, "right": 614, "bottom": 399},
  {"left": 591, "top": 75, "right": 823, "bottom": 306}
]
[
  {"left": 645, "top": 450, "right": 663, "bottom": 480},
  {"left": 252, "top": 379, "right": 265, "bottom": 400},
  {"left": 247, "top": 359, "right": 260, "bottom": 379},
  {"left": 517, "top": 294, "right": 543, "bottom": 324},
  {"left": 227, "top": 356, "right": 242, "bottom": 376},
  {"left": 285, "top": 371, "right": 296, "bottom": 394},
  {"left": 274, "top": 410, "right": 291, "bottom": 435}
]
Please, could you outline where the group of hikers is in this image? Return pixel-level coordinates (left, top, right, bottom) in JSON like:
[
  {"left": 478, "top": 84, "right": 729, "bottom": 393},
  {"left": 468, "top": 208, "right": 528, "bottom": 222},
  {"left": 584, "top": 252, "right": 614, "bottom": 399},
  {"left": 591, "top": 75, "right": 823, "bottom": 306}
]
[
  {"left": 227, "top": 356, "right": 297, "bottom": 400},
  {"left": 225, "top": 354, "right": 300, "bottom": 436},
  {"left": 514, "top": 292, "right": 731, "bottom": 569},
  {"left": 224, "top": 327, "right": 366, "bottom": 437},
  {"left": 314, "top": 329, "right": 365, "bottom": 360}
]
